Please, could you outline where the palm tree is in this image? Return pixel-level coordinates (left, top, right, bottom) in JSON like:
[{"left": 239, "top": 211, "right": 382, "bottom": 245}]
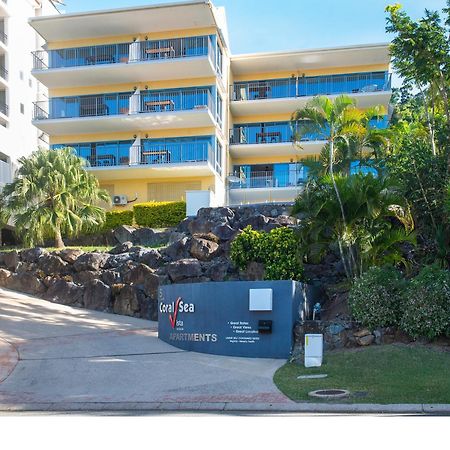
[
  {"left": 0, "top": 147, "right": 110, "bottom": 248},
  {"left": 291, "top": 95, "right": 386, "bottom": 272},
  {"left": 293, "top": 173, "right": 415, "bottom": 278}
]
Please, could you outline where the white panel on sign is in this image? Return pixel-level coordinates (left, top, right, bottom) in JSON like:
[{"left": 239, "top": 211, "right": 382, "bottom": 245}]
[{"left": 249, "top": 289, "right": 273, "bottom": 311}]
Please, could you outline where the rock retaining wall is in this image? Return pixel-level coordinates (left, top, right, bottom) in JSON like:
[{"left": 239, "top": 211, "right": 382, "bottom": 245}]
[
  {"left": 0, "top": 205, "right": 299, "bottom": 320},
  {"left": 291, "top": 320, "right": 415, "bottom": 361}
]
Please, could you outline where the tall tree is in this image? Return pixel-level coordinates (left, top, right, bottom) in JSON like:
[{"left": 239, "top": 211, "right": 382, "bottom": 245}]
[
  {"left": 291, "top": 95, "right": 386, "bottom": 272},
  {"left": 0, "top": 148, "right": 110, "bottom": 248},
  {"left": 386, "top": 2, "right": 450, "bottom": 162}
]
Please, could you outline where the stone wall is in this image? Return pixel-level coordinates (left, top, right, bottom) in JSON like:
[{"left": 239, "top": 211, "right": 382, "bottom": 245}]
[
  {"left": 0, "top": 205, "right": 299, "bottom": 320},
  {"left": 291, "top": 320, "right": 414, "bottom": 361}
]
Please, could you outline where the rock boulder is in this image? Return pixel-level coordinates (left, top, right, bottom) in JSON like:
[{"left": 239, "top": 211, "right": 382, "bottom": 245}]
[
  {"left": 113, "top": 285, "right": 142, "bottom": 317},
  {"left": 6, "top": 272, "right": 45, "bottom": 295},
  {"left": 3, "top": 251, "right": 19, "bottom": 271},
  {"left": 21, "top": 247, "right": 48, "bottom": 263},
  {"left": 83, "top": 279, "right": 112, "bottom": 311},
  {"left": 167, "top": 258, "right": 202, "bottom": 282},
  {"left": 43, "top": 280, "right": 84, "bottom": 306},
  {"left": 189, "top": 237, "right": 220, "bottom": 262},
  {"left": 113, "top": 225, "right": 136, "bottom": 245},
  {"left": 73, "top": 252, "right": 108, "bottom": 272},
  {"left": 0, "top": 268, "right": 12, "bottom": 287}
]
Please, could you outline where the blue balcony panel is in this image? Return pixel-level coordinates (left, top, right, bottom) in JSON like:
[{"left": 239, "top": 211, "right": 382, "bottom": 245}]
[
  {"left": 32, "top": 36, "right": 215, "bottom": 70},
  {"left": 34, "top": 87, "right": 215, "bottom": 121},
  {"left": 232, "top": 71, "right": 391, "bottom": 102},
  {"left": 51, "top": 136, "right": 218, "bottom": 171},
  {"left": 230, "top": 117, "right": 389, "bottom": 145}
]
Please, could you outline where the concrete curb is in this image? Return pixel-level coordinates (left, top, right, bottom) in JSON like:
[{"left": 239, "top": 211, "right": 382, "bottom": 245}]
[{"left": 0, "top": 402, "right": 449, "bottom": 414}]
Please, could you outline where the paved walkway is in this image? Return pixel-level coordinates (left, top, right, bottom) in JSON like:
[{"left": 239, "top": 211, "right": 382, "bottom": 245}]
[
  {"left": 1, "top": 288, "right": 449, "bottom": 414},
  {"left": 0, "top": 287, "right": 291, "bottom": 412}
]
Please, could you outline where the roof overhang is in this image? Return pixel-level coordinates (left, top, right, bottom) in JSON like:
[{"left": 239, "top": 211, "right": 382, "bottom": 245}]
[
  {"left": 29, "top": 0, "right": 219, "bottom": 43},
  {"left": 231, "top": 43, "right": 391, "bottom": 76}
]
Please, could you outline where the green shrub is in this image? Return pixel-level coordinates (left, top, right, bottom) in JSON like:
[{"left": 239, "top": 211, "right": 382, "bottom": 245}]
[
  {"left": 349, "top": 266, "right": 405, "bottom": 330},
  {"left": 230, "top": 225, "right": 303, "bottom": 281},
  {"left": 133, "top": 201, "right": 186, "bottom": 228},
  {"left": 400, "top": 265, "right": 450, "bottom": 340},
  {"left": 103, "top": 210, "right": 134, "bottom": 230}
]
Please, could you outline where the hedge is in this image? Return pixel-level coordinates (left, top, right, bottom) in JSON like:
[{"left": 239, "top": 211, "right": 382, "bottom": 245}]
[
  {"left": 349, "top": 266, "right": 405, "bottom": 330},
  {"left": 399, "top": 265, "right": 450, "bottom": 340},
  {"left": 103, "top": 210, "right": 134, "bottom": 230},
  {"left": 133, "top": 201, "right": 186, "bottom": 228},
  {"left": 230, "top": 225, "right": 303, "bottom": 281}
]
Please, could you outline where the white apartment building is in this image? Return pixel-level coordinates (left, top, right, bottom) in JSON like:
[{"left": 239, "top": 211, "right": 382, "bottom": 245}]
[{"left": 0, "top": 0, "right": 59, "bottom": 189}]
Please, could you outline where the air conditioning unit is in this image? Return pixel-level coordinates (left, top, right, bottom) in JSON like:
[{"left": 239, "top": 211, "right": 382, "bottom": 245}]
[{"left": 112, "top": 194, "right": 128, "bottom": 206}]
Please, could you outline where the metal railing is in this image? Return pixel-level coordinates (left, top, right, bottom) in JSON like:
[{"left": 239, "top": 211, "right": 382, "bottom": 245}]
[
  {"left": 130, "top": 141, "right": 214, "bottom": 167},
  {"left": 229, "top": 168, "right": 307, "bottom": 190},
  {"left": 53, "top": 140, "right": 214, "bottom": 169},
  {"left": 0, "top": 65, "right": 7, "bottom": 80},
  {"left": 232, "top": 72, "right": 392, "bottom": 101},
  {"left": 32, "top": 35, "right": 214, "bottom": 70},
  {"left": 230, "top": 117, "right": 389, "bottom": 145},
  {"left": 139, "top": 88, "right": 213, "bottom": 113},
  {"left": 0, "top": 159, "right": 13, "bottom": 185},
  {"left": 0, "top": 31, "right": 6, "bottom": 45},
  {"left": 230, "top": 123, "right": 295, "bottom": 145},
  {"left": 0, "top": 102, "right": 8, "bottom": 116},
  {"left": 33, "top": 88, "right": 214, "bottom": 120}
]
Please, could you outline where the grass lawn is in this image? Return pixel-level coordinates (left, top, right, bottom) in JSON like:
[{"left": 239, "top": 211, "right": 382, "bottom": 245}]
[{"left": 274, "top": 344, "right": 450, "bottom": 404}]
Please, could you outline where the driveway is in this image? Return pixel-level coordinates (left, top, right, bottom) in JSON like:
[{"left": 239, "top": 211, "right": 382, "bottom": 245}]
[{"left": 0, "top": 288, "right": 292, "bottom": 412}]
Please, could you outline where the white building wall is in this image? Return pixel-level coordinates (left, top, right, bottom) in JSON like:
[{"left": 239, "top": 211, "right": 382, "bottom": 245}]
[{"left": 0, "top": 0, "right": 58, "bottom": 186}]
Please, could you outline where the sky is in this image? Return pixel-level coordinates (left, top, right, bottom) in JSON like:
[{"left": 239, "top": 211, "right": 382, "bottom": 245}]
[
  {"left": 61, "top": 0, "right": 446, "bottom": 54},
  {"left": 59, "top": 0, "right": 447, "bottom": 88}
]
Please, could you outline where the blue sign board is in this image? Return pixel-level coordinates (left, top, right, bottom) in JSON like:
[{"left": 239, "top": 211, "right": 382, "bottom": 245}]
[{"left": 158, "top": 280, "right": 304, "bottom": 359}]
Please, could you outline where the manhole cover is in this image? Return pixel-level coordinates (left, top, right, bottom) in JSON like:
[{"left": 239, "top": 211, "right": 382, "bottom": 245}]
[{"left": 308, "top": 389, "right": 350, "bottom": 399}]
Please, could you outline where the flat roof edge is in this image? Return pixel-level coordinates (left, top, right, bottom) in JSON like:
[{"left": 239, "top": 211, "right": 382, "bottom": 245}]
[
  {"left": 231, "top": 42, "right": 390, "bottom": 61},
  {"left": 29, "top": 0, "right": 210, "bottom": 24}
]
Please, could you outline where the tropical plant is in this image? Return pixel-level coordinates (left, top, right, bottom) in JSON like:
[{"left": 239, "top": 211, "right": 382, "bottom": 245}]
[
  {"left": 349, "top": 266, "right": 406, "bottom": 330},
  {"left": 0, "top": 147, "right": 110, "bottom": 248},
  {"left": 292, "top": 173, "right": 415, "bottom": 279},
  {"left": 386, "top": 2, "right": 450, "bottom": 166},
  {"left": 230, "top": 226, "right": 303, "bottom": 281},
  {"left": 291, "top": 96, "right": 387, "bottom": 272},
  {"left": 399, "top": 265, "right": 450, "bottom": 340}
]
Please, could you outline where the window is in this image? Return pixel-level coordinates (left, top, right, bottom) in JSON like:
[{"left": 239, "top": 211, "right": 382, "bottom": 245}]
[
  {"left": 19, "top": 71, "right": 24, "bottom": 81},
  {"left": 216, "top": 92, "right": 223, "bottom": 128},
  {"left": 28, "top": 78, "right": 33, "bottom": 88},
  {"left": 215, "top": 139, "right": 222, "bottom": 176},
  {"left": 20, "top": 103, "right": 24, "bottom": 114},
  {"left": 216, "top": 44, "right": 223, "bottom": 77}
]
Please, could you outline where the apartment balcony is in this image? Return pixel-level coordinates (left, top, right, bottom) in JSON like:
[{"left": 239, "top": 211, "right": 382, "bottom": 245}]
[
  {"left": 32, "top": 36, "right": 218, "bottom": 88},
  {"left": 230, "top": 72, "right": 392, "bottom": 117},
  {"left": 32, "top": 88, "right": 217, "bottom": 136},
  {"left": 228, "top": 166, "right": 306, "bottom": 205},
  {"left": 229, "top": 117, "right": 388, "bottom": 158},
  {"left": 0, "top": 158, "right": 12, "bottom": 186},
  {"left": 54, "top": 140, "right": 218, "bottom": 181},
  {"left": 229, "top": 122, "right": 326, "bottom": 158}
]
